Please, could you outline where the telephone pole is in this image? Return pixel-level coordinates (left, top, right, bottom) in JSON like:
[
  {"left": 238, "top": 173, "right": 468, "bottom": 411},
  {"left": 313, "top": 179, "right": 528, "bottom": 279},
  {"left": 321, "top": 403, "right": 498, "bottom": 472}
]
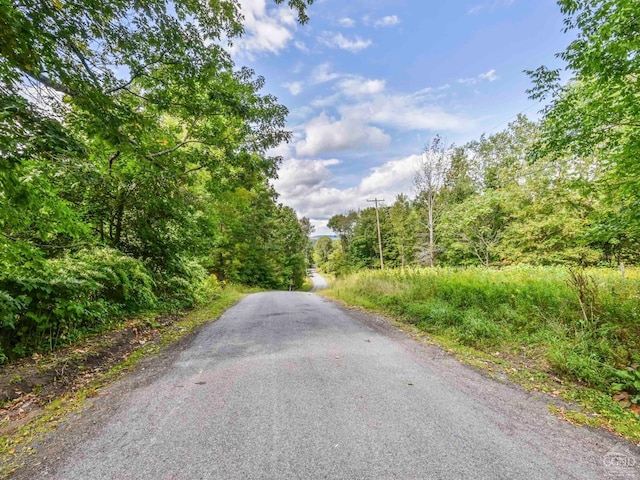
[{"left": 367, "top": 198, "right": 385, "bottom": 270}]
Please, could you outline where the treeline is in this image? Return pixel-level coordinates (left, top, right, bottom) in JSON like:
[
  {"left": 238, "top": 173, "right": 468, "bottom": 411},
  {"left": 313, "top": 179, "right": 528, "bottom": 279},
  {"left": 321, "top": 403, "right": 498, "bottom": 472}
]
[
  {"left": 318, "top": 1, "right": 640, "bottom": 274},
  {"left": 0, "top": 0, "right": 313, "bottom": 360},
  {"left": 317, "top": 115, "right": 637, "bottom": 273}
]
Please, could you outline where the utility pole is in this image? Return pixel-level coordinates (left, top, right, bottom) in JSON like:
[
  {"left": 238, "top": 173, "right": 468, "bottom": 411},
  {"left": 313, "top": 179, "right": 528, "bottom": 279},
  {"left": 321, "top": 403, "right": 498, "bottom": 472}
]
[{"left": 367, "top": 198, "right": 385, "bottom": 270}]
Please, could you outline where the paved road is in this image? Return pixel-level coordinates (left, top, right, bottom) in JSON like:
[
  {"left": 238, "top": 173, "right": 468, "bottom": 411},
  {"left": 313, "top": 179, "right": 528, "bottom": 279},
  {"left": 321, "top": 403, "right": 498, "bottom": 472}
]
[
  {"left": 310, "top": 270, "right": 329, "bottom": 291},
  {"left": 28, "top": 292, "right": 639, "bottom": 479}
]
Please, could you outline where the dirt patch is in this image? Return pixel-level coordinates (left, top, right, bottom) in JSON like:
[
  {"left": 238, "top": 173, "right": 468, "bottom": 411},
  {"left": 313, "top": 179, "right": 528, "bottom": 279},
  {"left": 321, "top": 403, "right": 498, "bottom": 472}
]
[{"left": 0, "top": 313, "right": 183, "bottom": 437}]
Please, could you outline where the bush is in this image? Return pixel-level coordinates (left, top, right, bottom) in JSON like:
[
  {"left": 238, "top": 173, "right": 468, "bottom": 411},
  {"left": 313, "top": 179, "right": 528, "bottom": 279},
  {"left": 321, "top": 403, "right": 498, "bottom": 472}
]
[
  {"left": 328, "top": 266, "right": 640, "bottom": 392},
  {"left": 0, "top": 247, "right": 157, "bottom": 361}
]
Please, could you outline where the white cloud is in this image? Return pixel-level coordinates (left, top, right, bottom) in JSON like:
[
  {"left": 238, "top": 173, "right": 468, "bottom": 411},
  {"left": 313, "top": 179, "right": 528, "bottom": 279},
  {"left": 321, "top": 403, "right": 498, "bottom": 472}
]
[
  {"left": 310, "top": 63, "right": 343, "bottom": 84},
  {"left": 479, "top": 69, "right": 498, "bottom": 82},
  {"left": 292, "top": 71, "right": 472, "bottom": 158},
  {"left": 293, "top": 40, "right": 309, "bottom": 53},
  {"left": 273, "top": 158, "right": 340, "bottom": 196},
  {"left": 318, "top": 32, "right": 372, "bottom": 52},
  {"left": 295, "top": 112, "right": 391, "bottom": 156},
  {"left": 283, "top": 81, "right": 304, "bottom": 95},
  {"left": 338, "top": 17, "right": 356, "bottom": 27},
  {"left": 340, "top": 93, "right": 472, "bottom": 131},
  {"left": 468, "top": 0, "right": 515, "bottom": 15},
  {"left": 337, "top": 77, "right": 386, "bottom": 97},
  {"left": 229, "top": 0, "right": 297, "bottom": 57},
  {"left": 458, "top": 69, "right": 499, "bottom": 85},
  {"left": 273, "top": 154, "right": 422, "bottom": 235},
  {"left": 374, "top": 15, "right": 400, "bottom": 27}
]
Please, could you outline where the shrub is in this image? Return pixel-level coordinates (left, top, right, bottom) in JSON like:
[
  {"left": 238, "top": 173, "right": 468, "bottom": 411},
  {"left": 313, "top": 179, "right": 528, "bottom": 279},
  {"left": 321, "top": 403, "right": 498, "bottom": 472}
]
[{"left": 0, "top": 247, "right": 157, "bottom": 360}]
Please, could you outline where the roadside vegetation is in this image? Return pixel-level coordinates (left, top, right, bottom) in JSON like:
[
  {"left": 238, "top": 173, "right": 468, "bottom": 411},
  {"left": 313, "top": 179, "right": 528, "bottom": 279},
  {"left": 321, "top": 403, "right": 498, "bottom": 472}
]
[
  {"left": 0, "top": 284, "right": 249, "bottom": 477},
  {"left": 314, "top": 0, "right": 640, "bottom": 440},
  {"left": 324, "top": 267, "right": 640, "bottom": 441},
  {"left": 0, "top": 0, "right": 314, "bottom": 364}
]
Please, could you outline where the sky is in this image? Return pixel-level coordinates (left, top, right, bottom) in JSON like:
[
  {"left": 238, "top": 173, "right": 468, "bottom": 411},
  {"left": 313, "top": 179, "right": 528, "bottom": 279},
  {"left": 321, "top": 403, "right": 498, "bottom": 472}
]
[{"left": 229, "top": 0, "right": 572, "bottom": 236}]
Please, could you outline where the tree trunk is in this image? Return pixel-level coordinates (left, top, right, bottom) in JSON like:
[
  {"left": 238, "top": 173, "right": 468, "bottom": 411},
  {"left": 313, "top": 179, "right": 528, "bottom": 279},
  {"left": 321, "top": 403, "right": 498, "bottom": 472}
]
[{"left": 428, "top": 191, "right": 435, "bottom": 267}]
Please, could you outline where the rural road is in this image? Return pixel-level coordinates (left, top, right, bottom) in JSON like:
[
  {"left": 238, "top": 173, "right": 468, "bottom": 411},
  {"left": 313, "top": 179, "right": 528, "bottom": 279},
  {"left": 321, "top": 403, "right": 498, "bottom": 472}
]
[
  {"left": 18, "top": 291, "right": 639, "bottom": 479},
  {"left": 310, "top": 270, "right": 329, "bottom": 291}
]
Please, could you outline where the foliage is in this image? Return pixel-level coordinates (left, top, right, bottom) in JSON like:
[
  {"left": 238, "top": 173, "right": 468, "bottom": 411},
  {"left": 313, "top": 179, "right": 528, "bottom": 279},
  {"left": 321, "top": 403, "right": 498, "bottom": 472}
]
[
  {"left": 0, "top": 248, "right": 157, "bottom": 359},
  {"left": 526, "top": 0, "right": 640, "bottom": 258},
  {"left": 327, "top": 266, "right": 640, "bottom": 391},
  {"left": 0, "top": 0, "right": 315, "bottom": 361},
  {"left": 325, "top": 113, "right": 637, "bottom": 270}
]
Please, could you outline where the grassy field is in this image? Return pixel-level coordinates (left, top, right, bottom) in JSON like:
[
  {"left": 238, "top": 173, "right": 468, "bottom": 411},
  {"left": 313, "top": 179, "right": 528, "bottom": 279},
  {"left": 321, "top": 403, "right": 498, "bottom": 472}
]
[{"left": 324, "top": 266, "right": 640, "bottom": 441}]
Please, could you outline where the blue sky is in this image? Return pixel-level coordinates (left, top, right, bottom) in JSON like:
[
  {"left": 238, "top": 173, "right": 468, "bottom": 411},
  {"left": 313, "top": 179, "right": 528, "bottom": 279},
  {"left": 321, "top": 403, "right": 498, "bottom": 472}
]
[{"left": 230, "top": 0, "right": 571, "bottom": 235}]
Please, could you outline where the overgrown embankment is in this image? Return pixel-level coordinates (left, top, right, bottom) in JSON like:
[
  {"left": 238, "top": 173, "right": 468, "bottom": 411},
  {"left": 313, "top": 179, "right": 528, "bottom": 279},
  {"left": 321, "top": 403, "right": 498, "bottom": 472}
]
[
  {"left": 0, "top": 285, "right": 246, "bottom": 476},
  {"left": 0, "top": 248, "right": 225, "bottom": 364},
  {"left": 325, "top": 266, "right": 640, "bottom": 441}
]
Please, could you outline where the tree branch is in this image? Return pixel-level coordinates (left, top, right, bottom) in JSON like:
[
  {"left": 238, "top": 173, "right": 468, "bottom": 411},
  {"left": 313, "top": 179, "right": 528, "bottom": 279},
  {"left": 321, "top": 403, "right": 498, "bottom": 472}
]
[{"left": 24, "top": 71, "right": 75, "bottom": 96}]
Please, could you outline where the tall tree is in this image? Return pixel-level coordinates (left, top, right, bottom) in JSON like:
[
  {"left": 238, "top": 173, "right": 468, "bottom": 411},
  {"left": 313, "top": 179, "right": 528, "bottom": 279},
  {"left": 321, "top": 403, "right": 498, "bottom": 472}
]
[
  {"left": 414, "top": 135, "right": 449, "bottom": 266},
  {"left": 327, "top": 211, "right": 358, "bottom": 255},
  {"left": 388, "top": 194, "right": 417, "bottom": 268}
]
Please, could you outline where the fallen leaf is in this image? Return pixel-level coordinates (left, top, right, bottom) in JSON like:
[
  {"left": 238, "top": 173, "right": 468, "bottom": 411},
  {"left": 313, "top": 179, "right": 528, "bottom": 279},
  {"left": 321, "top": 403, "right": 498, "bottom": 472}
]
[{"left": 613, "top": 392, "right": 630, "bottom": 402}]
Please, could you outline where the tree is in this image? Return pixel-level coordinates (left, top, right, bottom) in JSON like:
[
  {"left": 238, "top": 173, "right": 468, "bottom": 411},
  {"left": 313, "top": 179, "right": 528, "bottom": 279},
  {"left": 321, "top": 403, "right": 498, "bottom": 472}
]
[
  {"left": 388, "top": 194, "right": 418, "bottom": 268},
  {"left": 440, "top": 190, "right": 512, "bottom": 267},
  {"left": 298, "top": 217, "right": 315, "bottom": 268},
  {"left": 314, "top": 236, "right": 334, "bottom": 267},
  {"left": 327, "top": 211, "right": 358, "bottom": 254},
  {"left": 0, "top": 0, "right": 314, "bottom": 269},
  {"left": 526, "top": 0, "right": 640, "bottom": 263},
  {"left": 414, "top": 135, "right": 449, "bottom": 266},
  {"left": 350, "top": 208, "right": 387, "bottom": 269}
]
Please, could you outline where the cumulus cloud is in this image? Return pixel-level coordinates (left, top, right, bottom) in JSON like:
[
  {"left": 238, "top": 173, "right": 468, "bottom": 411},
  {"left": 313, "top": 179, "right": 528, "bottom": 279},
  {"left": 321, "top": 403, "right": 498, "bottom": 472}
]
[
  {"left": 338, "top": 17, "right": 356, "bottom": 27},
  {"left": 337, "top": 77, "right": 386, "bottom": 97},
  {"left": 340, "top": 93, "right": 472, "bottom": 131},
  {"left": 310, "top": 63, "right": 343, "bottom": 84},
  {"left": 374, "top": 15, "right": 401, "bottom": 27},
  {"left": 318, "top": 32, "right": 372, "bottom": 52},
  {"left": 273, "top": 155, "right": 422, "bottom": 235},
  {"left": 283, "top": 81, "right": 304, "bottom": 95},
  {"left": 229, "top": 0, "right": 297, "bottom": 57},
  {"left": 295, "top": 112, "right": 391, "bottom": 156},
  {"left": 479, "top": 69, "right": 498, "bottom": 81},
  {"left": 292, "top": 69, "right": 472, "bottom": 158},
  {"left": 458, "top": 68, "right": 498, "bottom": 85},
  {"left": 273, "top": 158, "right": 340, "bottom": 198}
]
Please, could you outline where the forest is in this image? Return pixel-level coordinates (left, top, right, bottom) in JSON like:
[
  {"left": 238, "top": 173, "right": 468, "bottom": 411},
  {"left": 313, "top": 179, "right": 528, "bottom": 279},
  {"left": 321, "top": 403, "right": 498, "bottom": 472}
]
[
  {"left": 0, "top": 0, "right": 315, "bottom": 361},
  {"left": 317, "top": 1, "right": 639, "bottom": 273}
]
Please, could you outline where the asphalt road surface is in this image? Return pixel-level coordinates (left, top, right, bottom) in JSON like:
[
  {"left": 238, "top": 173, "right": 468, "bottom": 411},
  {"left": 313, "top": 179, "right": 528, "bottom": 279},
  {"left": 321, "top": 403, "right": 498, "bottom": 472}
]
[
  {"left": 22, "top": 291, "right": 640, "bottom": 479},
  {"left": 310, "top": 270, "right": 329, "bottom": 291}
]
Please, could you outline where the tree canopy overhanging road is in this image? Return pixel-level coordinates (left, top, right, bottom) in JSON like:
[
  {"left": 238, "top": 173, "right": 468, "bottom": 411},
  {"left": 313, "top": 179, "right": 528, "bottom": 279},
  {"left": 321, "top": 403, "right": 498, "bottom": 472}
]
[{"left": 15, "top": 291, "right": 639, "bottom": 480}]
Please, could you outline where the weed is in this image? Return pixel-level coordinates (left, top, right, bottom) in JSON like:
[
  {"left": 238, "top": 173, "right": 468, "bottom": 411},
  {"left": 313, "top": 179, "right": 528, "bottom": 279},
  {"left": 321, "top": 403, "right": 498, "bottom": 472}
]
[{"left": 324, "top": 265, "right": 640, "bottom": 442}]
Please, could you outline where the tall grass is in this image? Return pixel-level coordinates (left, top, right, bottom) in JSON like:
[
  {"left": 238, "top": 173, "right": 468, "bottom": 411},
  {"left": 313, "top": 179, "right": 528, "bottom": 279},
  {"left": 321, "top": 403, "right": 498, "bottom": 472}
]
[{"left": 328, "top": 266, "right": 640, "bottom": 391}]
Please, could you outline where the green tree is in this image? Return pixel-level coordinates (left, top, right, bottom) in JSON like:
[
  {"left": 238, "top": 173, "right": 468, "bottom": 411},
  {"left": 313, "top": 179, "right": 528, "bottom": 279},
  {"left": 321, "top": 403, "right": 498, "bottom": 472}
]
[
  {"left": 327, "top": 211, "right": 358, "bottom": 255},
  {"left": 314, "top": 236, "right": 334, "bottom": 267},
  {"left": 388, "top": 194, "right": 418, "bottom": 268},
  {"left": 440, "top": 189, "right": 513, "bottom": 267},
  {"left": 414, "top": 135, "right": 449, "bottom": 266},
  {"left": 526, "top": 0, "right": 640, "bottom": 264}
]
